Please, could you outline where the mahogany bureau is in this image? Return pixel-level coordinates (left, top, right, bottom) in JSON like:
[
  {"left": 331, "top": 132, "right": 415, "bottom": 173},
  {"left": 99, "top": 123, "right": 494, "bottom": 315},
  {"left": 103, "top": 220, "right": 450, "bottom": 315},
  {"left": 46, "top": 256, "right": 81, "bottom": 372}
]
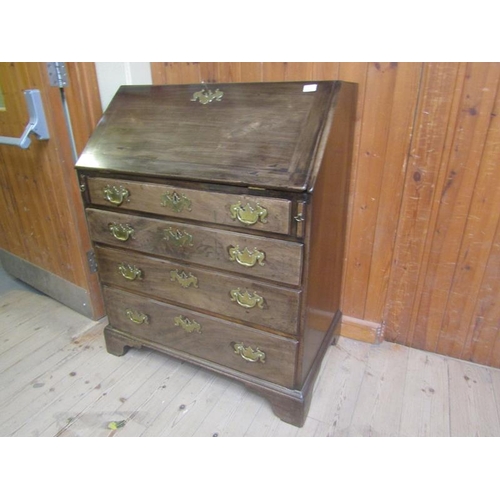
[{"left": 75, "top": 81, "right": 356, "bottom": 427}]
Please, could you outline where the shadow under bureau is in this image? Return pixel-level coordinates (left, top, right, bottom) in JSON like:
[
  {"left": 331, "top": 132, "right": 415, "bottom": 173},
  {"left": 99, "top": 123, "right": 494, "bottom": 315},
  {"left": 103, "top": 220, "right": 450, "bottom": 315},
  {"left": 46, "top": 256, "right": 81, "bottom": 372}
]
[{"left": 76, "top": 81, "right": 356, "bottom": 427}]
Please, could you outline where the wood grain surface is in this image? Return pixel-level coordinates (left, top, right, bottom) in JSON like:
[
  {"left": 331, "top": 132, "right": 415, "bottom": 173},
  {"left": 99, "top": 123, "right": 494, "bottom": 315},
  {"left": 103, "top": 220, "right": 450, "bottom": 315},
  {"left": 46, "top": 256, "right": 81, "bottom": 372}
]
[
  {"left": 94, "top": 245, "right": 301, "bottom": 336},
  {"left": 87, "top": 176, "right": 292, "bottom": 235},
  {"left": 86, "top": 208, "right": 303, "bottom": 286},
  {"left": 76, "top": 82, "right": 338, "bottom": 192},
  {"left": 102, "top": 286, "right": 298, "bottom": 388}
]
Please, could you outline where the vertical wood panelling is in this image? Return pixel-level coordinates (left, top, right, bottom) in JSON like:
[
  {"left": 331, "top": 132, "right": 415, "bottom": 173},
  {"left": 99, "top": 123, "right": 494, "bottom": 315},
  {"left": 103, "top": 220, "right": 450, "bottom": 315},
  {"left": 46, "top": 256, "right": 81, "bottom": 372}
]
[
  {"left": 412, "top": 63, "right": 500, "bottom": 354},
  {"left": 283, "top": 62, "right": 314, "bottom": 81},
  {"left": 263, "top": 62, "right": 287, "bottom": 81},
  {"left": 438, "top": 73, "right": 500, "bottom": 360},
  {"left": 342, "top": 62, "right": 401, "bottom": 318},
  {"left": 199, "top": 62, "right": 219, "bottom": 83},
  {"left": 65, "top": 62, "right": 102, "bottom": 156},
  {"left": 337, "top": 62, "right": 369, "bottom": 310},
  {"left": 312, "top": 63, "right": 340, "bottom": 81},
  {"left": 364, "top": 63, "right": 423, "bottom": 320},
  {"left": 384, "top": 63, "right": 466, "bottom": 346},
  {"left": 151, "top": 62, "right": 202, "bottom": 84},
  {"left": 146, "top": 62, "right": 500, "bottom": 368},
  {"left": 216, "top": 62, "right": 242, "bottom": 83},
  {"left": 240, "top": 62, "right": 263, "bottom": 82},
  {"left": 467, "top": 219, "right": 500, "bottom": 366}
]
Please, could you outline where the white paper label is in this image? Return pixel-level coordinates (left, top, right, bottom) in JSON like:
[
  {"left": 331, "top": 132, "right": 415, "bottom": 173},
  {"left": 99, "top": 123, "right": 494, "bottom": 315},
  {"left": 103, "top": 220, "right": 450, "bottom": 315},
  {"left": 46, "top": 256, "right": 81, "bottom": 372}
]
[{"left": 303, "top": 84, "right": 317, "bottom": 92}]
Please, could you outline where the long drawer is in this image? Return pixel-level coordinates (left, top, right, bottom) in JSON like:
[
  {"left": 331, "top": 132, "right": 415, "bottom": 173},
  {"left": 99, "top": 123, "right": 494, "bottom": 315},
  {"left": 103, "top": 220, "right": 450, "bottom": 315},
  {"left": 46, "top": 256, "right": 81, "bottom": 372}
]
[
  {"left": 95, "top": 245, "right": 300, "bottom": 336},
  {"left": 87, "top": 176, "right": 292, "bottom": 235},
  {"left": 86, "top": 208, "right": 303, "bottom": 286},
  {"left": 103, "top": 286, "right": 298, "bottom": 388}
]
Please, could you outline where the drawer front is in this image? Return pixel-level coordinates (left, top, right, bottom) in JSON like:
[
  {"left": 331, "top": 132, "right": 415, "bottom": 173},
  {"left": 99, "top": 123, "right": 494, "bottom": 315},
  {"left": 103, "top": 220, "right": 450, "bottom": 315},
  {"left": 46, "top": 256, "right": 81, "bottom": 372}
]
[
  {"left": 95, "top": 246, "right": 301, "bottom": 336},
  {"left": 87, "top": 177, "right": 292, "bottom": 235},
  {"left": 103, "top": 286, "right": 297, "bottom": 388},
  {"left": 87, "top": 208, "right": 303, "bottom": 286}
]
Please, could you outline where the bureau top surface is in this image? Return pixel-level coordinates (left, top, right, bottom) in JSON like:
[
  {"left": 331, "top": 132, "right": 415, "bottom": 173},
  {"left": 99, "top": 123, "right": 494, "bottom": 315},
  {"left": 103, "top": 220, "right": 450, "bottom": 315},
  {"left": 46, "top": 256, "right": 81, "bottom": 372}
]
[{"left": 76, "top": 81, "right": 341, "bottom": 192}]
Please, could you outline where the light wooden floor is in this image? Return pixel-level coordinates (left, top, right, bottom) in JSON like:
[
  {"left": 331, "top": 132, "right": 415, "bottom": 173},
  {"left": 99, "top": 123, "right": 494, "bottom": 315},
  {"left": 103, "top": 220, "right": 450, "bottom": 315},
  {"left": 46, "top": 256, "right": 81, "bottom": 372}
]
[{"left": 1, "top": 288, "right": 500, "bottom": 437}]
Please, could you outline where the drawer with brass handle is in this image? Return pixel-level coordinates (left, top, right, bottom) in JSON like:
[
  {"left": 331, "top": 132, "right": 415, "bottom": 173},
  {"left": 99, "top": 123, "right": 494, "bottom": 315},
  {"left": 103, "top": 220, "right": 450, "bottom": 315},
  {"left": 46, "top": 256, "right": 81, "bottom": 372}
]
[
  {"left": 94, "top": 245, "right": 301, "bottom": 336},
  {"left": 103, "top": 286, "right": 297, "bottom": 388},
  {"left": 86, "top": 176, "right": 292, "bottom": 235},
  {"left": 86, "top": 208, "right": 303, "bottom": 286}
]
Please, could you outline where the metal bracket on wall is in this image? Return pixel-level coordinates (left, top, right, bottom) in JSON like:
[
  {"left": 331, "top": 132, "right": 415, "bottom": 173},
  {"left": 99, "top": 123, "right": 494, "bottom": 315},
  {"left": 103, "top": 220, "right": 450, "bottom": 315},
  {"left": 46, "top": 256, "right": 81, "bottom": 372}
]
[{"left": 0, "top": 90, "right": 50, "bottom": 149}]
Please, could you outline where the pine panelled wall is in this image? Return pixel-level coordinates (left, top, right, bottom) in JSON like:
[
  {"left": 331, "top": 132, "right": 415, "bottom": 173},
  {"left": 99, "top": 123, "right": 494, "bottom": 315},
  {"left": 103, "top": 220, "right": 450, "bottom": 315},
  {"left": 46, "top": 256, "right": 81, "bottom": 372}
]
[{"left": 149, "top": 62, "right": 500, "bottom": 369}]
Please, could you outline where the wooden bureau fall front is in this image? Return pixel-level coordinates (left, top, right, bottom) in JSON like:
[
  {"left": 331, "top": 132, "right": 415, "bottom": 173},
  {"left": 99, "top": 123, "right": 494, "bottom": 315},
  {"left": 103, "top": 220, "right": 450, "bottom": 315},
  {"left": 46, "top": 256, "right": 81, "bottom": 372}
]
[{"left": 76, "top": 81, "right": 356, "bottom": 427}]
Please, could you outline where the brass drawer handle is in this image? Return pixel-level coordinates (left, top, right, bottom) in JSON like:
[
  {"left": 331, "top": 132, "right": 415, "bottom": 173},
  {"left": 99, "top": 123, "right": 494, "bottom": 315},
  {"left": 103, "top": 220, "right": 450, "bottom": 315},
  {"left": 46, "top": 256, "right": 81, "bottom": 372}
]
[
  {"left": 103, "top": 185, "right": 129, "bottom": 206},
  {"left": 230, "top": 288, "right": 264, "bottom": 309},
  {"left": 163, "top": 227, "right": 194, "bottom": 247},
  {"left": 233, "top": 342, "right": 266, "bottom": 363},
  {"left": 161, "top": 190, "right": 192, "bottom": 213},
  {"left": 118, "top": 263, "right": 142, "bottom": 281},
  {"left": 230, "top": 201, "right": 268, "bottom": 226},
  {"left": 174, "top": 315, "right": 202, "bottom": 333},
  {"left": 126, "top": 309, "right": 149, "bottom": 325},
  {"left": 228, "top": 245, "right": 265, "bottom": 267},
  {"left": 170, "top": 270, "right": 198, "bottom": 288},
  {"left": 109, "top": 223, "right": 134, "bottom": 241}
]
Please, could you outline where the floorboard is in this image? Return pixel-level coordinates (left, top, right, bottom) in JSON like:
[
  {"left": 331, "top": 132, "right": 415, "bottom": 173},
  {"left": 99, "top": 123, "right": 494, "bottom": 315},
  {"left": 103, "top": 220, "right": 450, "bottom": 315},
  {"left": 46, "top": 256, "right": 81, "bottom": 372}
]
[
  {"left": 448, "top": 357, "right": 500, "bottom": 437},
  {"left": 399, "top": 348, "right": 451, "bottom": 436},
  {"left": 1, "top": 289, "right": 499, "bottom": 437},
  {"left": 346, "top": 341, "right": 410, "bottom": 436}
]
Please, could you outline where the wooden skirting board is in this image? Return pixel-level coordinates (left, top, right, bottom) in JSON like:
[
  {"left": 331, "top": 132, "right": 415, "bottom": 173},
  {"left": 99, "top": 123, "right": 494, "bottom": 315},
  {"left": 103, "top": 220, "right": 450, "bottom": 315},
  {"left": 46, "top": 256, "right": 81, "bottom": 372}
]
[{"left": 341, "top": 315, "right": 384, "bottom": 344}]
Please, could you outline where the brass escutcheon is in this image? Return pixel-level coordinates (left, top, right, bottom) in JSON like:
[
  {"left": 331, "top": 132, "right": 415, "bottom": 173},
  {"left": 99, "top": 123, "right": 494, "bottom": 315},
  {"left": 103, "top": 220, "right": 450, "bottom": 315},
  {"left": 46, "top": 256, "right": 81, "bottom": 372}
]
[
  {"left": 228, "top": 245, "right": 266, "bottom": 267},
  {"left": 170, "top": 269, "right": 198, "bottom": 288},
  {"left": 230, "top": 288, "right": 265, "bottom": 309},
  {"left": 126, "top": 309, "right": 149, "bottom": 325},
  {"left": 103, "top": 185, "right": 130, "bottom": 206},
  {"left": 161, "top": 190, "right": 192, "bottom": 213},
  {"left": 190, "top": 89, "right": 224, "bottom": 105},
  {"left": 232, "top": 342, "right": 266, "bottom": 363},
  {"left": 174, "top": 315, "right": 202, "bottom": 334},
  {"left": 108, "top": 222, "right": 134, "bottom": 241},
  {"left": 229, "top": 201, "right": 268, "bottom": 226},
  {"left": 118, "top": 263, "right": 142, "bottom": 281},
  {"left": 163, "top": 227, "right": 194, "bottom": 247}
]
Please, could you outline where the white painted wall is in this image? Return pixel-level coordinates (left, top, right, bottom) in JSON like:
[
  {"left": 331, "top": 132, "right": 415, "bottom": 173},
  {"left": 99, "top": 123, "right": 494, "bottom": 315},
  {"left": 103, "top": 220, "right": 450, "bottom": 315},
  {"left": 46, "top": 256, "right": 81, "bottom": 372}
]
[{"left": 95, "top": 62, "right": 152, "bottom": 111}]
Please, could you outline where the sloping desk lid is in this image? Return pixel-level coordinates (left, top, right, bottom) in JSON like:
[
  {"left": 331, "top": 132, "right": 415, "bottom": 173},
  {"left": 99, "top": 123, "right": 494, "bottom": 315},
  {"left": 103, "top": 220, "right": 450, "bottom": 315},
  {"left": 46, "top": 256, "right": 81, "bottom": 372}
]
[{"left": 76, "top": 81, "right": 340, "bottom": 192}]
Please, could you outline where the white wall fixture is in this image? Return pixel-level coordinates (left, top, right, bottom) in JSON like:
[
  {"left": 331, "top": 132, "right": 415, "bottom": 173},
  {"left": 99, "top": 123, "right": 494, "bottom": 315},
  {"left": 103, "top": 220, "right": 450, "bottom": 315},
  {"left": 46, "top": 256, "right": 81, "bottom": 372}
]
[{"left": 95, "top": 62, "right": 152, "bottom": 111}]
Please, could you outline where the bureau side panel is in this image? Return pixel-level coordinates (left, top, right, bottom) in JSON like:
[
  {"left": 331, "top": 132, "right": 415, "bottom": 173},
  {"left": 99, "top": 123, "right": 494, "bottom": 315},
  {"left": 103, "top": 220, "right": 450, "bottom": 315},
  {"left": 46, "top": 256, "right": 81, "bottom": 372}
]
[{"left": 298, "top": 82, "right": 357, "bottom": 385}]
